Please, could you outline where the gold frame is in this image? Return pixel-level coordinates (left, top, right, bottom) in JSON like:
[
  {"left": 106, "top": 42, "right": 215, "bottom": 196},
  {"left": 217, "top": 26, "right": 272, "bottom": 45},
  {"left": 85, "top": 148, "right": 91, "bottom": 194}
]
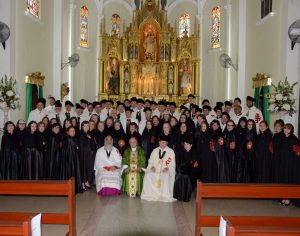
[{"left": 25, "top": 72, "right": 45, "bottom": 86}]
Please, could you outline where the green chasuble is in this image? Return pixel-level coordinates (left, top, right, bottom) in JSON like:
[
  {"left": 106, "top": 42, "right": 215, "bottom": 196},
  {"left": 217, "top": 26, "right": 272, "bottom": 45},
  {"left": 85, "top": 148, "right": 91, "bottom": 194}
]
[{"left": 122, "top": 146, "right": 147, "bottom": 197}]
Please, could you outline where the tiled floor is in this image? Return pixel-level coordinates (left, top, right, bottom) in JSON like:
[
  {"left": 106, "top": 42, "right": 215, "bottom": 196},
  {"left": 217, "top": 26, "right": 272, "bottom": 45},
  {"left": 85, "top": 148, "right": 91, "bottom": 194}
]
[{"left": 1, "top": 189, "right": 300, "bottom": 236}]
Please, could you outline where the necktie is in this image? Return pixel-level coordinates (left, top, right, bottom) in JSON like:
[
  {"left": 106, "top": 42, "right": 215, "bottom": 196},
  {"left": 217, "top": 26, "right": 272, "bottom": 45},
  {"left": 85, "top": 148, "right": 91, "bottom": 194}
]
[
  {"left": 77, "top": 117, "right": 80, "bottom": 127},
  {"left": 66, "top": 112, "right": 70, "bottom": 119},
  {"left": 56, "top": 114, "right": 61, "bottom": 125},
  {"left": 136, "top": 111, "right": 141, "bottom": 122}
]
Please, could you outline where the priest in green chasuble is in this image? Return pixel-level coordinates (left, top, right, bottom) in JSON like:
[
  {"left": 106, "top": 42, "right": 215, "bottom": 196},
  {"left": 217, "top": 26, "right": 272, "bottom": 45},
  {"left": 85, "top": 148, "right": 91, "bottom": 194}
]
[{"left": 122, "top": 136, "right": 147, "bottom": 197}]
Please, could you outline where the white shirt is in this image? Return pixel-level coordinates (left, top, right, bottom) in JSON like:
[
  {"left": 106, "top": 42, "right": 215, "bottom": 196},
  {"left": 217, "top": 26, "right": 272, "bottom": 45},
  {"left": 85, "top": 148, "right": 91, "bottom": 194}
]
[
  {"left": 45, "top": 105, "right": 55, "bottom": 114},
  {"left": 245, "top": 106, "right": 263, "bottom": 131},
  {"left": 27, "top": 108, "right": 47, "bottom": 125}
]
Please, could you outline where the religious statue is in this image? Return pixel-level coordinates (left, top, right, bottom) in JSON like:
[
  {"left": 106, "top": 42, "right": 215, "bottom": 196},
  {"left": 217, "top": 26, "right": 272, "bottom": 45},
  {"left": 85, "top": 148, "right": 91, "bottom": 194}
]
[
  {"left": 144, "top": 31, "right": 157, "bottom": 61},
  {"left": 124, "top": 64, "right": 130, "bottom": 94},
  {"left": 179, "top": 59, "right": 192, "bottom": 94},
  {"left": 161, "top": 0, "right": 167, "bottom": 10},
  {"left": 107, "top": 58, "right": 120, "bottom": 95},
  {"left": 167, "top": 65, "right": 174, "bottom": 94}
]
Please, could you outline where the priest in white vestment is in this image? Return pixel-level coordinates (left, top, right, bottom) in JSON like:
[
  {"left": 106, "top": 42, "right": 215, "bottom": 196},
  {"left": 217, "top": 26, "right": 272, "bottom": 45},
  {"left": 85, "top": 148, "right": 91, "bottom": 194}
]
[
  {"left": 94, "top": 134, "right": 122, "bottom": 196},
  {"left": 141, "top": 135, "right": 176, "bottom": 202}
]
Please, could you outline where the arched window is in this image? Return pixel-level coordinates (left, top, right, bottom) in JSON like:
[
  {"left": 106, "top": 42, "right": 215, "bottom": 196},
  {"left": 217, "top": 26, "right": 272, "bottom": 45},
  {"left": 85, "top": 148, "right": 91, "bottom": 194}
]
[
  {"left": 26, "top": 0, "right": 40, "bottom": 18},
  {"left": 179, "top": 13, "right": 190, "bottom": 38},
  {"left": 211, "top": 6, "right": 221, "bottom": 49},
  {"left": 80, "top": 5, "right": 89, "bottom": 48},
  {"left": 111, "top": 14, "right": 121, "bottom": 36}
]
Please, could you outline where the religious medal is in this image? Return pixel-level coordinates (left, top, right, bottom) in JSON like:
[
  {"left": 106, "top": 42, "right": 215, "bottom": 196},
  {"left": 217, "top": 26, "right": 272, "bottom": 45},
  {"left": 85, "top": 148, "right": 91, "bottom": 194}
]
[{"left": 156, "top": 178, "right": 161, "bottom": 188}]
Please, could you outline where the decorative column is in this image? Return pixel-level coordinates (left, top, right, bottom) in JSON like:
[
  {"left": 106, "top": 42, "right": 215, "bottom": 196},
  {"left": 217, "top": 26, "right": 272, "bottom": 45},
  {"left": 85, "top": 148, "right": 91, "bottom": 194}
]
[
  {"left": 224, "top": 2, "right": 232, "bottom": 100},
  {"left": 67, "top": 0, "right": 76, "bottom": 101}
]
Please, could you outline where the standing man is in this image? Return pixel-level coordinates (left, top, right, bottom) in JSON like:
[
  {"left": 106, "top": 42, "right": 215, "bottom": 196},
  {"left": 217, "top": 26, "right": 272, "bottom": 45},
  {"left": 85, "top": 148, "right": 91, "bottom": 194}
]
[
  {"left": 245, "top": 96, "right": 263, "bottom": 132},
  {"left": 27, "top": 98, "right": 47, "bottom": 124},
  {"left": 141, "top": 135, "right": 176, "bottom": 202},
  {"left": 63, "top": 100, "right": 76, "bottom": 120},
  {"left": 48, "top": 100, "right": 64, "bottom": 125},
  {"left": 45, "top": 96, "right": 56, "bottom": 114}
]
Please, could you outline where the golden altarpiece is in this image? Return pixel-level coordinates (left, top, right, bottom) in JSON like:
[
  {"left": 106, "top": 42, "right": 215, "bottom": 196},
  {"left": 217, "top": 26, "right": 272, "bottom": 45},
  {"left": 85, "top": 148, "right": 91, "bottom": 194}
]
[{"left": 98, "top": 0, "right": 200, "bottom": 104}]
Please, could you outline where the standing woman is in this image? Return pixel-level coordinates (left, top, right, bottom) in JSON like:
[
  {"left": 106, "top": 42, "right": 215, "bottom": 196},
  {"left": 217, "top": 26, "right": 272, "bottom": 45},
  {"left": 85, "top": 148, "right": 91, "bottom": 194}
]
[
  {"left": 276, "top": 124, "right": 300, "bottom": 206},
  {"left": 23, "top": 121, "right": 39, "bottom": 180},
  {"left": 241, "top": 119, "right": 257, "bottom": 183},
  {"left": 142, "top": 120, "right": 155, "bottom": 161},
  {"left": 173, "top": 134, "right": 195, "bottom": 202},
  {"left": 79, "top": 121, "right": 96, "bottom": 190},
  {"left": 195, "top": 121, "right": 215, "bottom": 183},
  {"left": 210, "top": 120, "right": 229, "bottom": 183},
  {"left": 272, "top": 119, "right": 284, "bottom": 183},
  {"left": 174, "top": 122, "right": 188, "bottom": 160},
  {"left": 0, "top": 121, "right": 20, "bottom": 180},
  {"left": 48, "top": 123, "right": 62, "bottom": 180},
  {"left": 160, "top": 123, "right": 175, "bottom": 149},
  {"left": 254, "top": 121, "right": 273, "bottom": 183},
  {"left": 223, "top": 120, "right": 238, "bottom": 183},
  {"left": 112, "top": 121, "right": 126, "bottom": 155},
  {"left": 60, "top": 126, "right": 82, "bottom": 193},
  {"left": 235, "top": 117, "right": 247, "bottom": 182},
  {"left": 94, "top": 121, "right": 107, "bottom": 149},
  {"left": 36, "top": 122, "right": 49, "bottom": 180}
]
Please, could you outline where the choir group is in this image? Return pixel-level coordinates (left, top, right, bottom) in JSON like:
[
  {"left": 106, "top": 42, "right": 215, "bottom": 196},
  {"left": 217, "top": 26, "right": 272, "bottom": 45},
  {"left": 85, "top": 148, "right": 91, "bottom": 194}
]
[{"left": 0, "top": 94, "right": 300, "bottom": 204}]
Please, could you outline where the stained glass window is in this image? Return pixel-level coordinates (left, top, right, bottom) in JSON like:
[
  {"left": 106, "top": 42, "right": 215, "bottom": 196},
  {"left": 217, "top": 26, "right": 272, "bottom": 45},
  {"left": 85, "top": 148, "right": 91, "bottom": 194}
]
[
  {"left": 111, "top": 14, "right": 121, "bottom": 37},
  {"left": 80, "top": 5, "right": 89, "bottom": 47},
  {"left": 211, "top": 6, "right": 221, "bottom": 49},
  {"left": 179, "top": 13, "right": 190, "bottom": 38},
  {"left": 261, "top": 0, "right": 272, "bottom": 19},
  {"left": 26, "top": 0, "right": 40, "bottom": 18}
]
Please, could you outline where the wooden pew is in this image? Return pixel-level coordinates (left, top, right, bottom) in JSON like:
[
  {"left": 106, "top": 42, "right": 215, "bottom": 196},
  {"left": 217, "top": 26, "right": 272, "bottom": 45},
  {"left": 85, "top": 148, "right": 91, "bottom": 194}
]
[
  {"left": 226, "top": 219, "right": 300, "bottom": 236},
  {"left": 0, "top": 218, "right": 32, "bottom": 236},
  {"left": 0, "top": 178, "right": 76, "bottom": 236},
  {"left": 195, "top": 181, "right": 300, "bottom": 236}
]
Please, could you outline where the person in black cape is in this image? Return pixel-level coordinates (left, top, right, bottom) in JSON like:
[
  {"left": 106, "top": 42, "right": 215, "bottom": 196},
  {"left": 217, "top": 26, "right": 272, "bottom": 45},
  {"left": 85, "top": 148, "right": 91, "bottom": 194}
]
[
  {"left": 79, "top": 121, "right": 97, "bottom": 190},
  {"left": 151, "top": 116, "right": 161, "bottom": 146},
  {"left": 60, "top": 126, "right": 82, "bottom": 193},
  {"left": 36, "top": 122, "right": 49, "bottom": 180},
  {"left": 15, "top": 119, "right": 26, "bottom": 169},
  {"left": 195, "top": 121, "right": 215, "bottom": 183},
  {"left": 276, "top": 123, "right": 300, "bottom": 206},
  {"left": 210, "top": 120, "right": 229, "bottom": 183},
  {"left": 240, "top": 119, "right": 257, "bottom": 183},
  {"left": 105, "top": 117, "right": 115, "bottom": 134},
  {"left": 223, "top": 120, "right": 238, "bottom": 183},
  {"left": 94, "top": 121, "right": 107, "bottom": 149},
  {"left": 254, "top": 121, "right": 273, "bottom": 183},
  {"left": 174, "top": 122, "right": 188, "bottom": 159},
  {"left": 142, "top": 120, "right": 155, "bottom": 161},
  {"left": 112, "top": 121, "right": 126, "bottom": 155},
  {"left": 173, "top": 134, "right": 196, "bottom": 202},
  {"left": 47, "top": 123, "right": 62, "bottom": 180},
  {"left": 23, "top": 121, "right": 43, "bottom": 180},
  {"left": 126, "top": 122, "right": 142, "bottom": 147},
  {"left": 0, "top": 121, "right": 21, "bottom": 180},
  {"left": 272, "top": 119, "right": 285, "bottom": 183},
  {"left": 235, "top": 117, "right": 247, "bottom": 182}
]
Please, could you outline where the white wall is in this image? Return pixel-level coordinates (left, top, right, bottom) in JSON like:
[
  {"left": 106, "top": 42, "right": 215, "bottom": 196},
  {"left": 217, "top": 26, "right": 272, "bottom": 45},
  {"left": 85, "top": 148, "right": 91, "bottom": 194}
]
[{"left": 13, "top": 0, "right": 54, "bottom": 121}]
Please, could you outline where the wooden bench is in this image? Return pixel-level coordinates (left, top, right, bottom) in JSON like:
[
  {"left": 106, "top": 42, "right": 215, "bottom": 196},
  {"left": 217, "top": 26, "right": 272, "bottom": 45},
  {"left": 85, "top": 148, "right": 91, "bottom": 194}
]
[
  {"left": 226, "top": 219, "right": 300, "bottom": 236},
  {"left": 196, "top": 181, "right": 300, "bottom": 236},
  {"left": 0, "top": 178, "right": 76, "bottom": 236},
  {"left": 0, "top": 218, "right": 32, "bottom": 236}
]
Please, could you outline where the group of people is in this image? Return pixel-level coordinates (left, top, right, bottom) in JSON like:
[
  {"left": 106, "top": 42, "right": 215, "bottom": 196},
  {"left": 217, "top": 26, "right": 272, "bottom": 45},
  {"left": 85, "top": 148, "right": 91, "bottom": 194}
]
[{"left": 0, "top": 94, "right": 299, "bottom": 204}]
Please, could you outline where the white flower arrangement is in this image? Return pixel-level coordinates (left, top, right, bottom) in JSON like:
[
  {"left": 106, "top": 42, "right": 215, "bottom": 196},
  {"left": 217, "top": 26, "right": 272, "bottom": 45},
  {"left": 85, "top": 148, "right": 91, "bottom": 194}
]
[
  {"left": 268, "top": 77, "right": 297, "bottom": 116},
  {"left": 0, "top": 75, "right": 21, "bottom": 110}
]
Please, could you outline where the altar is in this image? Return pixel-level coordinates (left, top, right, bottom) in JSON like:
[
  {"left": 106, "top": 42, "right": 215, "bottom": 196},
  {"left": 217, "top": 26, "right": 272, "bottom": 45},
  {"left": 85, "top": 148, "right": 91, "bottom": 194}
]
[{"left": 98, "top": 0, "right": 200, "bottom": 104}]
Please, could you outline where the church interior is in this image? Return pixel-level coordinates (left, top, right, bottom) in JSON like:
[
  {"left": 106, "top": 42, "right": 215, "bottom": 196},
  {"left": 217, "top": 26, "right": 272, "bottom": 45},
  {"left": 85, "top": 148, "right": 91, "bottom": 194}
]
[{"left": 1, "top": 0, "right": 300, "bottom": 235}]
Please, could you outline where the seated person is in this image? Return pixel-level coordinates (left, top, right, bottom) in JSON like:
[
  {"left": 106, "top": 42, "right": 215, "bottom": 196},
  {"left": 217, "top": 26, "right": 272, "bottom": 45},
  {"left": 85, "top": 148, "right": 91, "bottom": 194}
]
[
  {"left": 122, "top": 135, "right": 147, "bottom": 197},
  {"left": 141, "top": 135, "right": 176, "bottom": 202},
  {"left": 94, "top": 134, "right": 122, "bottom": 196}
]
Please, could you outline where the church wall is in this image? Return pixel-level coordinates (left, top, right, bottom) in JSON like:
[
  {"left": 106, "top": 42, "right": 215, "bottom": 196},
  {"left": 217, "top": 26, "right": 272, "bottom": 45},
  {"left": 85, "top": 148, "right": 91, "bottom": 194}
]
[
  {"left": 73, "top": 0, "right": 99, "bottom": 103},
  {"left": 245, "top": 0, "right": 286, "bottom": 125},
  {"left": 201, "top": 0, "right": 236, "bottom": 105},
  {"left": 14, "top": 0, "right": 54, "bottom": 121}
]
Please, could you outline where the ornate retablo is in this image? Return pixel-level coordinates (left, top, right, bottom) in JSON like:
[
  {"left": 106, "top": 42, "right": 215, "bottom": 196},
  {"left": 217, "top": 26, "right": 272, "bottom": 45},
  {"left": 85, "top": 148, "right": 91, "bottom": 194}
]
[{"left": 98, "top": 0, "right": 200, "bottom": 104}]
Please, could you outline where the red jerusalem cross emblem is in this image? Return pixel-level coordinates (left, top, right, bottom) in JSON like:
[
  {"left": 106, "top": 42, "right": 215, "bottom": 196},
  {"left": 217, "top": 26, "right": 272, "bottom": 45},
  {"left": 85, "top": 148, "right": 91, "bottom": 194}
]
[{"left": 255, "top": 113, "right": 261, "bottom": 124}]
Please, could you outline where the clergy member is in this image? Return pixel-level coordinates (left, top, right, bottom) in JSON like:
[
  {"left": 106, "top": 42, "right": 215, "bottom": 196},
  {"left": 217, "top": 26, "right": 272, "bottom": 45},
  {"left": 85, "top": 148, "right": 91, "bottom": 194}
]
[
  {"left": 141, "top": 135, "right": 176, "bottom": 202},
  {"left": 122, "top": 135, "right": 147, "bottom": 197},
  {"left": 245, "top": 96, "right": 264, "bottom": 132},
  {"left": 94, "top": 134, "right": 122, "bottom": 196}
]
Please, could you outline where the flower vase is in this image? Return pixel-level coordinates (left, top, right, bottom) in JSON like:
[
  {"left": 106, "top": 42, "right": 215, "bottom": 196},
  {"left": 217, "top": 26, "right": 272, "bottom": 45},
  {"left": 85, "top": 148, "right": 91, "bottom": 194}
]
[{"left": 1, "top": 107, "right": 10, "bottom": 125}]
